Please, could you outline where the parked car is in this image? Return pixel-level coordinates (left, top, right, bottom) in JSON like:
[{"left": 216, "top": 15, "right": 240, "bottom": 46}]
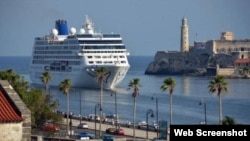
[
  {"left": 151, "top": 121, "right": 159, "bottom": 131},
  {"left": 41, "top": 123, "right": 60, "bottom": 131},
  {"left": 116, "top": 128, "right": 125, "bottom": 135},
  {"left": 77, "top": 123, "right": 88, "bottom": 129},
  {"left": 106, "top": 127, "right": 116, "bottom": 134},
  {"left": 105, "top": 127, "right": 125, "bottom": 135},
  {"left": 87, "top": 114, "right": 100, "bottom": 121},
  {"left": 75, "top": 132, "right": 95, "bottom": 140},
  {"left": 137, "top": 121, "right": 147, "bottom": 129}
]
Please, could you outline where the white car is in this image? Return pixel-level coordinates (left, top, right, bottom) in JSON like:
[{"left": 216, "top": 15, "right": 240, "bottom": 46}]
[
  {"left": 77, "top": 123, "right": 88, "bottom": 129},
  {"left": 138, "top": 121, "right": 147, "bottom": 125},
  {"left": 151, "top": 122, "right": 159, "bottom": 131},
  {"left": 137, "top": 121, "right": 147, "bottom": 128}
]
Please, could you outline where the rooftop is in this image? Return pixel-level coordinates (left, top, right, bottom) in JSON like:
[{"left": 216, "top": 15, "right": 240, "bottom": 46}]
[{"left": 0, "top": 81, "right": 24, "bottom": 123}]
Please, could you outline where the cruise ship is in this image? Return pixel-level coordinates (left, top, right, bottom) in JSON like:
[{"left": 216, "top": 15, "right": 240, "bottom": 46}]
[{"left": 29, "top": 15, "right": 130, "bottom": 89}]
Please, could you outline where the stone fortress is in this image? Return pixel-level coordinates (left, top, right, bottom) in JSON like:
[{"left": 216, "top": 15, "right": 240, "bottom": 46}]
[{"left": 145, "top": 17, "right": 250, "bottom": 78}]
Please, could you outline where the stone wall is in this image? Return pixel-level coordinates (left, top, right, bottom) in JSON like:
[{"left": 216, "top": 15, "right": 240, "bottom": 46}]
[
  {"left": 145, "top": 51, "right": 209, "bottom": 75},
  {"left": 0, "top": 123, "right": 23, "bottom": 141},
  {"left": 217, "top": 68, "right": 236, "bottom": 76}
]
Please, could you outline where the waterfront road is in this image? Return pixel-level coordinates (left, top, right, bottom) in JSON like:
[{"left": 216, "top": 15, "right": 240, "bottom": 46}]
[{"left": 66, "top": 119, "right": 160, "bottom": 140}]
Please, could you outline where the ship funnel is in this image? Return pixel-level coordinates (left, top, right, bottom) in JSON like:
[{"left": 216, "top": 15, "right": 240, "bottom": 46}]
[{"left": 55, "top": 20, "right": 69, "bottom": 35}]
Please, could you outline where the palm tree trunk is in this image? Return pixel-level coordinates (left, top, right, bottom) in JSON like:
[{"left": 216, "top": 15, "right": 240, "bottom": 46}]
[
  {"left": 170, "top": 94, "right": 172, "bottom": 125},
  {"left": 219, "top": 94, "right": 222, "bottom": 125},
  {"left": 99, "top": 82, "right": 103, "bottom": 137},
  {"left": 67, "top": 93, "right": 69, "bottom": 135},
  {"left": 46, "top": 83, "right": 48, "bottom": 95},
  {"left": 133, "top": 97, "right": 136, "bottom": 141}
]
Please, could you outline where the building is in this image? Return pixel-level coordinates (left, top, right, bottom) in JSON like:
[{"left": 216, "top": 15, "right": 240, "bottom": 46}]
[
  {"left": 205, "top": 32, "right": 250, "bottom": 58},
  {"left": 0, "top": 80, "right": 31, "bottom": 141}
]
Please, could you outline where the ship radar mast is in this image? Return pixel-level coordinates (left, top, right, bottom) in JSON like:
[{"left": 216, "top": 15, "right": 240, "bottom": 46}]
[{"left": 84, "top": 15, "right": 94, "bottom": 34}]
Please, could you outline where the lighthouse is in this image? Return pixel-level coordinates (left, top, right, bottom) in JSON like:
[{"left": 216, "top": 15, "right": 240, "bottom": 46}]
[{"left": 180, "top": 17, "right": 189, "bottom": 52}]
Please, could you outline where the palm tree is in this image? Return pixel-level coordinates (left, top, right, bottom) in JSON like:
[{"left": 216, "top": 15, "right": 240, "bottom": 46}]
[
  {"left": 127, "top": 78, "right": 141, "bottom": 140},
  {"left": 222, "top": 116, "right": 237, "bottom": 125},
  {"left": 0, "top": 69, "right": 19, "bottom": 85},
  {"left": 95, "top": 67, "right": 109, "bottom": 137},
  {"left": 208, "top": 75, "right": 228, "bottom": 125},
  {"left": 161, "top": 77, "right": 176, "bottom": 126},
  {"left": 59, "top": 78, "right": 72, "bottom": 135},
  {"left": 40, "top": 71, "right": 51, "bottom": 95}
]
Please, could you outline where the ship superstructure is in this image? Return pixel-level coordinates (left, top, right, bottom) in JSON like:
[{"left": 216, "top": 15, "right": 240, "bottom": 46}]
[{"left": 29, "top": 15, "right": 130, "bottom": 89}]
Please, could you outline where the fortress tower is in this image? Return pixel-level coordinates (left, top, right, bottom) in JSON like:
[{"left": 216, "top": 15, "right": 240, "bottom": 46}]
[{"left": 180, "top": 17, "right": 189, "bottom": 52}]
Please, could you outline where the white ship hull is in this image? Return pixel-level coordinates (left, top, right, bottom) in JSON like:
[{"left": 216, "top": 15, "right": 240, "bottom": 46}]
[{"left": 30, "top": 65, "right": 129, "bottom": 89}]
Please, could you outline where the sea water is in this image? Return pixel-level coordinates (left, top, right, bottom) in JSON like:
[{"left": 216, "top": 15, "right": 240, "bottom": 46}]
[{"left": 1, "top": 56, "right": 250, "bottom": 125}]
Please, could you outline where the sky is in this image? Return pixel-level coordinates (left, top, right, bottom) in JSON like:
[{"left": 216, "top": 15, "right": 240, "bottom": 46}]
[{"left": 1, "top": 0, "right": 250, "bottom": 56}]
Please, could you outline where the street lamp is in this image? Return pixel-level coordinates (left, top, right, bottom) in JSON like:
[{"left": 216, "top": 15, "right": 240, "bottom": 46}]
[
  {"left": 111, "top": 91, "right": 118, "bottom": 129},
  {"left": 95, "top": 103, "right": 101, "bottom": 138},
  {"left": 151, "top": 93, "right": 159, "bottom": 138},
  {"left": 146, "top": 109, "right": 154, "bottom": 139},
  {"left": 199, "top": 98, "right": 207, "bottom": 125}
]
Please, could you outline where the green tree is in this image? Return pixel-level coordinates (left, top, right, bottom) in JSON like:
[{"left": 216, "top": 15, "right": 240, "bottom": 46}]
[
  {"left": 127, "top": 78, "right": 141, "bottom": 140},
  {"left": 22, "top": 88, "right": 60, "bottom": 127},
  {"left": 161, "top": 77, "right": 176, "bottom": 125},
  {"left": 208, "top": 75, "right": 228, "bottom": 125},
  {"left": 222, "top": 116, "right": 237, "bottom": 125},
  {"left": 40, "top": 71, "right": 52, "bottom": 95},
  {"left": 0, "top": 69, "right": 22, "bottom": 89},
  {"left": 59, "top": 78, "right": 72, "bottom": 135},
  {"left": 0, "top": 69, "right": 61, "bottom": 128},
  {"left": 95, "top": 67, "right": 109, "bottom": 137}
]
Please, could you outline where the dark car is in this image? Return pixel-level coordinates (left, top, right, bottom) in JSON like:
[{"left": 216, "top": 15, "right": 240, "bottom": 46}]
[
  {"left": 75, "top": 132, "right": 95, "bottom": 140},
  {"left": 105, "top": 127, "right": 125, "bottom": 135},
  {"left": 101, "top": 134, "right": 114, "bottom": 141},
  {"left": 106, "top": 127, "right": 116, "bottom": 134}
]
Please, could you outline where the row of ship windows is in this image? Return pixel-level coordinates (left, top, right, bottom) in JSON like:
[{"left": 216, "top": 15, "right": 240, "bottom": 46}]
[
  {"left": 35, "top": 39, "right": 122, "bottom": 45},
  {"left": 33, "top": 50, "right": 127, "bottom": 55},
  {"left": 34, "top": 45, "right": 125, "bottom": 50},
  {"left": 87, "top": 55, "right": 125, "bottom": 59},
  {"left": 75, "top": 34, "right": 121, "bottom": 38},
  {"left": 34, "top": 51, "right": 73, "bottom": 54},
  {"left": 84, "top": 46, "right": 125, "bottom": 49},
  {"left": 88, "top": 61, "right": 127, "bottom": 64},
  {"left": 79, "top": 40, "right": 122, "bottom": 44},
  {"left": 33, "top": 56, "right": 81, "bottom": 59},
  {"left": 32, "top": 55, "right": 126, "bottom": 60},
  {"left": 34, "top": 46, "right": 80, "bottom": 50},
  {"left": 32, "top": 60, "right": 81, "bottom": 65},
  {"left": 36, "top": 34, "right": 121, "bottom": 39},
  {"left": 35, "top": 40, "right": 77, "bottom": 45},
  {"left": 32, "top": 60, "right": 127, "bottom": 65},
  {"left": 81, "top": 51, "right": 127, "bottom": 53}
]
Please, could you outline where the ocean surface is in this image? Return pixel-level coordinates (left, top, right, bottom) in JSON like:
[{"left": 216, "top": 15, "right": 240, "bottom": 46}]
[{"left": 0, "top": 56, "right": 250, "bottom": 125}]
